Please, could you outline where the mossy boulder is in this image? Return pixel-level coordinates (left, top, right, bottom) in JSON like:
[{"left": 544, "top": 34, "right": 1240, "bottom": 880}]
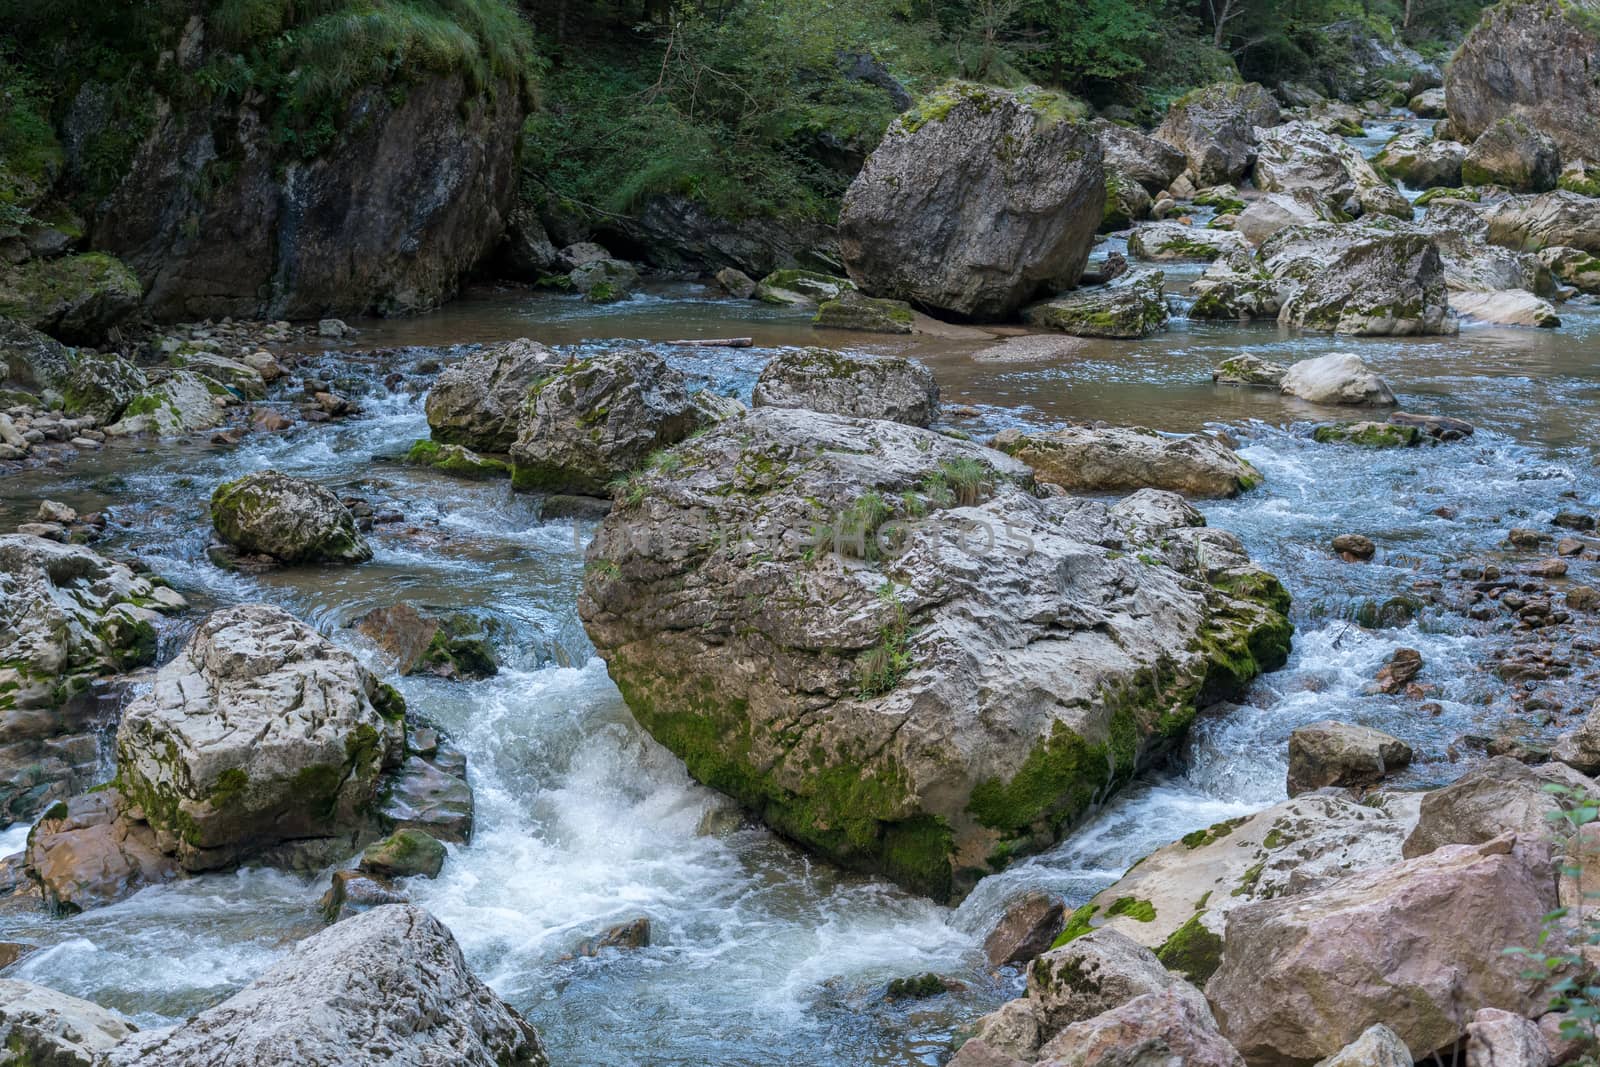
[
  {"left": 104, "top": 370, "right": 229, "bottom": 437},
  {"left": 0, "top": 253, "right": 141, "bottom": 345},
  {"left": 1462, "top": 117, "right": 1561, "bottom": 192},
  {"left": 1374, "top": 131, "right": 1465, "bottom": 190},
  {"left": 1538, "top": 245, "right": 1600, "bottom": 293},
  {"left": 578, "top": 408, "right": 1292, "bottom": 902},
  {"left": 1262, "top": 223, "right": 1455, "bottom": 336},
  {"left": 1312, "top": 421, "right": 1422, "bottom": 448},
  {"left": 1156, "top": 81, "right": 1280, "bottom": 186},
  {"left": 404, "top": 439, "right": 509, "bottom": 479},
  {"left": 0, "top": 315, "right": 72, "bottom": 396},
  {"left": 114, "top": 604, "right": 406, "bottom": 873},
  {"left": 750, "top": 348, "right": 938, "bottom": 426},
  {"left": 1101, "top": 168, "right": 1153, "bottom": 230},
  {"left": 359, "top": 828, "right": 447, "bottom": 879},
  {"left": 992, "top": 423, "right": 1259, "bottom": 498},
  {"left": 755, "top": 269, "right": 855, "bottom": 307},
  {"left": 570, "top": 258, "right": 639, "bottom": 303},
  {"left": 210, "top": 470, "right": 372, "bottom": 565},
  {"left": 356, "top": 603, "right": 499, "bottom": 681},
  {"left": 1128, "top": 222, "right": 1248, "bottom": 263},
  {"left": 60, "top": 351, "right": 148, "bottom": 424},
  {"left": 838, "top": 82, "right": 1104, "bottom": 320},
  {"left": 812, "top": 291, "right": 913, "bottom": 334},
  {"left": 425, "top": 338, "right": 560, "bottom": 454},
  {"left": 1024, "top": 271, "right": 1169, "bottom": 338},
  {"left": 1212, "top": 354, "right": 1287, "bottom": 387}
]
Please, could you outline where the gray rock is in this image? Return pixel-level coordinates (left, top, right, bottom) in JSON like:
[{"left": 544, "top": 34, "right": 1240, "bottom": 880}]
[
  {"left": 1188, "top": 251, "right": 1283, "bottom": 321},
  {"left": 1403, "top": 755, "right": 1597, "bottom": 858},
  {"left": 714, "top": 267, "right": 757, "bottom": 299},
  {"left": 1128, "top": 221, "right": 1248, "bottom": 262},
  {"left": 500, "top": 205, "right": 560, "bottom": 276},
  {"left": 1024, "top": 271, "right": 1169, "bottom": 339},
  {"left": 754, "top": 269, "right": 855, "bottom": 307},
  {"left": 1538, "top": 246, "right": 1600, "bottom": 294},
  {"left": 1485, "top": 191, "right": 1600, "bottom": 255},
  {"left": 425, "top": 338, "right": 560, "bottom": 453},
  {"left": 1156, "top": 82, "right": 1281, "bottom": 186},
  {"left": 0, "top": 977, "right": 136, "bottom": 1065},
  {"left": 1463, "top": 117, "right": 1561, "bottom": 192},
  {"left": 839, "top": 83, "right": 1104, "bottom": 319},
  {"left": 107, "top": 905, "right": 549, "bottom": 1066},
  {"left": 812, "top": 291, "right": 914, "bottom": 334},
  {"left": 0, "top": 316, "right": 71, "bottom": 394},
  {"left": 0, "top": 254, "right": 142, "bottom": 345},
  {"left": 1408, "top": 88, "right": 1447, "bottom": 118},
  {"left": 1279, "top": 353, "right": 1397, "bottom": 405},
  {"left": 991, "top": 424, "right": 1259, "bottom": 498},
  {"left": 1450, "top": 290, "right": 1560, "bottom": 328},
  {"left": 1253, "top": 121, "right": 1411, "bottom": 219},
  {"left": 1286, "top": 720, "right": 1413, "bottom": 796},
  {"left": 104, "top": 370, "right": 227, "bottom": 437},
  {"left": 1212, "top": 354, "right": 1287, "bottom": 387},
  {"left": 1233, "top": 190, "right": 1340, "bottom": 245},
  {"left": 114, "top": 604, "right": 406, "bottom": 872},
  {"left": 1312, "top": 1024, "right": 1414, "bottom": 1067},
  {"left": 509, "top": 349, "right": 703, "bottom": 496},
  {"left": 1554, "top": 699, "right": 1600, "bottom": 773},
  {"left": 578, "top": 408, "right": 1291, "bottom": 901},
  {"left": 1091, "top": 120, "right": 1186, "bottom": 194},
  {"left": 1029, "top": 929, "right": 1193, "bottom": 1034},
  {"left": 1263, "top": 224, "right": 1455, "bottom": 336},
  {"left": 751, "top": 348, "right": 938, "bottom": 426},
  {"left": 1375, "top": 131, "right": 1465, "bottom": 189},
  {"left": 570, "top": 257, "right": 639, "bottom": 303},
  {"left": 378, "top": 747, "right": 475, "bottom": 844},
  {"left": 210, "top": 470, "right": 372, "bottom": 564}
]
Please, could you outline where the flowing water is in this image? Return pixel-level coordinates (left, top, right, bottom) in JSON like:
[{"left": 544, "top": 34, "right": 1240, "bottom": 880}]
[{"left": 1, "top": 233, "right": 1599, "bottom": 1061}]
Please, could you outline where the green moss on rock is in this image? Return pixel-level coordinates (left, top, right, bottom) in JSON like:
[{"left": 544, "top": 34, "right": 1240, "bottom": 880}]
[{"left": 1155, "top": 914, "right": 1224, "bottom": 983}]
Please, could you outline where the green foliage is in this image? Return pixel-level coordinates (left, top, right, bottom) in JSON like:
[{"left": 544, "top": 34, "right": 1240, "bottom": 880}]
[
  {"left": 1506, "top": 783, "right": 1600, "bottom": 1060},
  {"left": 856, "top": 580, "right": 914, "bottom": 698}
]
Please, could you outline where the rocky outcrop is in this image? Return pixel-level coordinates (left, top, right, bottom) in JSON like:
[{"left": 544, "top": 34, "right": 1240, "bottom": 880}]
[
  {"left": 1375, "top": 131, "right": 1465, "bottom": 189},
  {"left": 93, "top": 62, "right": 527, "bottom": 320},
  {"left": 1319, "top": 19, "right": 1441, "bottom": 101},
  {"left": 1462, "top": 117, "right": 1561, "bottom": 192},
  {"left": 107, "top": 905, "right": 549, "bottom": 1066},
  {"left": 1157, "top": 82, "right": 1281, "bottom": 186},
  {"left": 1091, "top": 120, "right": 1186, "bottom": 194},
  {"left": 1484, "top": 191, "right": 1600, "bottom": 254},
  {"left": 750, "top": 349, "right": 938, "bottom": 427},
  {"left": 1023, "top": 271, "right": 1169, "bottom": 339},
  {"left": 0, "top": 978, "right": 136, "bottom": 1065},
  {"left": 1279, "top": 353, "right": 1397, "bottom": 405},
  {"left": 838, "top": 83, "right": 1104, "bottom": 319},
  {"left": 578, "top": 408, "right": 1292, "bottom": 901},
  {"left": 509, "top": 349, "right": 704, "bottom": 496},
  {"left": 0, "top": 253, "right": 143, "bottom": 345},
  {"left": 0, "top": 316, "right": 73, "bottom": 396},
  {"left": 1553, "top": 700, "right": 1600, "bottom": 773},
  {"left": 991, "top": 425, "right": 1259, "bottom": 498},
  {"left": 1540, "top": 246, "right": 1600, "bottom": 293},
  {"left": 1285, "top": 720, "right": 1413, "bottom": 795},
  {"left": 0, "top": 536, "right": 185, "bottom": 821},
  {"left": 1445, "top": 0, "right": 1600, "bottom": 165},
  {"left": 1263, "top": 225, "right": 1455, "bottom": 335},
  {"left": 210, "top": 470, "right": 372, "bottom": 565},
  {"left": 1252, "top": 121, "right": 1411, "bottom": 219},
  {"left": 596, "top": 194, "right": 839, "bottom": 279},
  {"left": 1206, "top": 834, "right": 1556, "bottom": 1064},
  {"left": 425, "top": 339, "right": 560, "bottom": 453},
  {"left": 113, "top": 604, "right": 406, "bottom": 872}
]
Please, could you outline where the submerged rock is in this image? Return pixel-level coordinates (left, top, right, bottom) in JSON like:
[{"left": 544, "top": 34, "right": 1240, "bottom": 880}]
[
  {"left": 1285, "top": 720, "right": 1413, "bottom": 796},
  {"left": 1156, "top": 82, "right": 1281, "bottom": 186},
  {"left": 992, "top": 425, "right": 1259, "bottom": 498},
  {"left": 355, "top": 604, "right": 498, "bottom": 680},
  {"left": 751, "top": 348, "right": 938, "bottom": 426},
  {"left": 403, "top": 440, "right": 510, "bottom": 480},
  {"left": 1023, "top": 271, "right": 1168, "bottom": 339},
  {"left": 359, "top": 829, "right": 447, "bottom": 880},
  {"left": 578, "top": 408, "right": 1291, "bottom": 901},
  {"left": 1312, "top": 421, "right": 1421, "bottom": 448},
  {"left": 210, "top": 470, "right": 372, "bottom": 565},
  {"left": 114, "top": 604, "right": 406, "bottom": 872},
  {"left": 1279, "top": 353, "right": 1397, "bottom": 406},
  {"left": 509, "top": 349, "right": 703, "bottom": 496},
  {"left": 1206, "top": 835, "right": 1556, "bottom": 1064},
  {"left": 425, "top": 338, "right": 560, "bottom": 453},
  {"left": 838, "top": 83, "right": 1104, "bottom": 319},
  {"left": 107, "top": 905, "right": 550, "bottom": 1066}
]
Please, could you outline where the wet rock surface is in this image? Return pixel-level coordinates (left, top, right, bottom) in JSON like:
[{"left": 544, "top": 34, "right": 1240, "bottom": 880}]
[{"left": 750, "top": 348, "right": 939, "bottom": 427}]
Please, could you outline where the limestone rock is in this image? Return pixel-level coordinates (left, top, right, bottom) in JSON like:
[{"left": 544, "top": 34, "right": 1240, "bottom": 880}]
[
  {"left": 1285, "top": 720, "right": 1413, "bottom": 796},
  {"left": 1128, "top": 222, "right": 1248, "bottom": 262},
  {"left": 509, "top": 349, "right": 703, "bottom": 496},
  {"left": 839, "top": 83, "right": 1104, "bottom": 319},
  {"left": 1451, "top": 289, "right": 1560, "bottom": 328},
  {"left": 0, "top": 253, "right": 142, "bottom": 345},
  {"left": 1188, "top": 252, "right": 1282, "bottom": 321},
  {"left": 1279, "top": 353, "right": 1397, "bottom": 405},
  {"left": 1466, "top": 1007, "right": 1551, "bottom": 1067},
  {"left": 1445, "top": 0, "right": 1600, "bottom": 165},
  {"left": 107, "top": 905, "right": 549, "bottom": 1067},
  {"left": 360, "top": 829, "right": 447, "bottom": 880},
  {"left": 60, "top": 352, "right": 148, "bottom": 424},
  {"left": 425, "top": 339, "right": 560, "bottom": 453},
  {"left": 355, "top": 604, "right": 497, "bottom": 680},
  {"left": 319, "top": 868, "right": 407, "bottom": 923},
  {"left": 1374, "top": 131, "right": 1465, "bottom": 189},
  {"left": 1252, "top": 121, "right": 1411, "bottom": 219},
  {"left": 0, "top": 977, "right": 136, "bottom": 1065},
  {"left": 1024, "top": 271, "right": 1169, "bottom": 339},
  {"left": 1312, "top": 1025, "right": 1413, "bottom": 1067},
  {"left": 812, "top": 291, "right": 914, "bottom": 334},
  {"left": 1485, "top": 191, "right": 1600, "bottom": 254},
  {"left": 1264, "top": 226, "right": 1454, "bottom": 335},
  {"left": 578, "top": 408, "right": 1292, "bottom": 901},
  {"left": 714, "top": 267, "right": 756, "bottom": 299},
  {"left": 1035, "top": 988, "right": 1244, "bottom": 1067},
  {"left": 210, "top": 470, "right": 372, "bottom": 565},
  {"left": 1553, "top": 700, "right": 1600, "bottom": 774},
  {"left": 1233, "top": 190, "right": 1340, "bottom": 245},
  {"left": 992, "top": 425, "right": 1259, "bottom": 498},
  {"left": 1028, "top": 929, "right": 1192, "bottom": 1034},
  {"left": 1404, "top": 756, "right": 1599, "bottom": 858},
  {"left": 1206, "top": 835, "right": 1558, "bottom": 1064},
  {"left": 1463, "top": 117, "right": 1561, "bottom": 192},
  {"left": 1156, "top": 82, "right": 1281, "bottom": 186},
  {"left": 570, "top": 258, "right": 639, "bottom": 303},
  {"left": 1409, "top": 88, "right": 1447, "bottom": 118},
  {"left": 755, "top": 269, "right": 855, "bottom": 307},
  {"left": 377, "top": 733, "right": 475, "bottom": 844},
  {"left": 104, "top": 370, "right": 228, "bottom": 437},
  {"left": 984, "top": 891, "right": 1066, "bottom": 968},
  {"left": 1212, "top": 355, "right": 1287, "bottom": 387},
  {"left": 0, "top": 316, "right": 72, "bottom": 395},
  {"left": 114, "top": 604, "right": 406, "bottom": 872},
  {"left": 1091, "top": 120, "right": 1186, "bottom": 194},
  {"left": 1538, "top": 246, "right": 1600, "bottom": 294},
  {"left": 751, "top": 348, "right": 938, "bottom": 427}
]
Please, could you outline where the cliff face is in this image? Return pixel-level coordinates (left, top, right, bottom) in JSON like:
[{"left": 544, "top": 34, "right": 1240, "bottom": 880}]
[{"left": 91, "top": 72, "right": 525, "bottom": 321}]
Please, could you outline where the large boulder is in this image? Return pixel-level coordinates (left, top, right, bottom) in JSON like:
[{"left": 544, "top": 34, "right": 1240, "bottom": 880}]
[
  {"left": 1252, "top": 121, "right": 1411, "bottom": 219},
  {"left": 578, "top": 408, "right": 1292, "bottom": 902},
  {"left": 1188, "top": 251, "right": 1282, "bottom": 321},
  {"left": 1205, "top": 835, "right": 1558, "bottom": 1064},
  {"left": 0, "top": 253, "right": 143, "bottom": 345},
  {"left": 103, "top": 370, "right": 229, "bottom": 437},
  {"left": 0, "top": 536, "right": 186, "bottom": 821},
  {"left": 1375, "top": 131, "right": 1466, "bottom": 189},
  {"left": 1023, "top": 271, "right": 1169, "bottom": 339},
  {"left": 113, "top": 604, "right": 406, "bottom": 872},
  {"left": 508, "top": 349, "right": 704, "bottom": 495},
  {"left": 1156, "top": 82, "right": 1281, "bottom": 186},
  {"left": 1314, "top": 1025, "right": 1415, "bottom": 1067},
  {"left": 1484, "top": 191, "right": 1600, "bottom": 254},
  {"left": 425, "top": 339, "right": 560, "bottom": 453},
  {"left": 838, "top": 83, "right": 1104, "bottom": 319},
  {"left": 1035, "top": 988, "right": 1244, "bottom": 1067},
  {"left": 1285, "top": 720, "right": 1413, "bottom": 796},
  {"left": 210, "top": 470, "right": 372, "bottom": 565},
  {"left": 1262, "top": 224, "right": 1455, "bottom": 336},
  {"left": 1091, "top": 120, "right": 1186, "bottom": 194},
  {"left": 1451, "top": 289, "right": 1560, "bottom": 328},
  {"left": 1402, "top": 755, "right": 1597, "bottom": 858},
  {"left": 1128, "top": 222, "right": 1248, "bottom": 262},
  {"left": 991, "top": 425, "right": 1259, "bottom": 499},
  {"left": 1445, "top": 0, "right": 1600, "bottom": 166},
  {"left": 92, "top": 58, "right": 527, "bottom": 320},
  {"left": 107, "top": 905, "right": 549, "bottom": 1066},
  {"left": 750, "top": 348, "right": 939, "bottom": 427},
  {"left": 0, "top": 978, "right": 136, "bottom": 1065},
  {"left": 0, "top": 315, "right": 72, "bottom": 395},
  {"left": 1419, "top": 200, "right": 1555, "bottom": 294},
  {"left": 1279, "top": 353, "right": 1397, "bottom": 405},
  {"left": 1462, "top": 117, "right": 1561, "bottom": 192},
  {"left": 1232, "top": 191, "right": 1340, "bottom": 245}
]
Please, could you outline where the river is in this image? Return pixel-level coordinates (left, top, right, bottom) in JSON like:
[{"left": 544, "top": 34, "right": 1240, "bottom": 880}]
[{"left": 0, "top": 174, "right": 1596, "bottom": 1064}]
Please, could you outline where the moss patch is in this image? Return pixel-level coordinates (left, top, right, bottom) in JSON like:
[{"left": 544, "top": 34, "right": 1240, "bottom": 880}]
[{"left": 1155, "top": 914, "right": 1224, "bottom": 983}]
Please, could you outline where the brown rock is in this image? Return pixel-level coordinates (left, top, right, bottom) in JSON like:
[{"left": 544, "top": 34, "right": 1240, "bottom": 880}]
[
  {"left": 1527, "top": 559, "right": 1568, "bottom": 579},
  {"left": 1566, "top": 586, "right": 1598, "bottom": 612},
  {"left": 1036, "top": 987, "right": 1243, "bottom": 1067},
  {"left": 984, "top": 890, "right": 1066, "bottom": 968},
  {"left": 1465, "top": 1007, "right": 1550, "bottom": 1067},
  {"left": 318, "top": 868, "right": 406, "bottom": 923},
  {"left": 1374, "top": 648, "right": 1423, "bottom": 694},
  {"left": 23, "top": 790, "right": 177, "bottom": 914},
  {"left": 1403, "top": 756, "right": 1595, "bottom": 858},
  {"left": 1332, "top": 533, "right": 1376, "bottom": 561},
  {"left": 574, "top": 917, "right": 651, "bottom": 956},
  {"left": 251, "top": 409, "right": 293, "bottom": 432},
  {"left": 1286, "top": 720, "right": 1413, "bottom": 796}
]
